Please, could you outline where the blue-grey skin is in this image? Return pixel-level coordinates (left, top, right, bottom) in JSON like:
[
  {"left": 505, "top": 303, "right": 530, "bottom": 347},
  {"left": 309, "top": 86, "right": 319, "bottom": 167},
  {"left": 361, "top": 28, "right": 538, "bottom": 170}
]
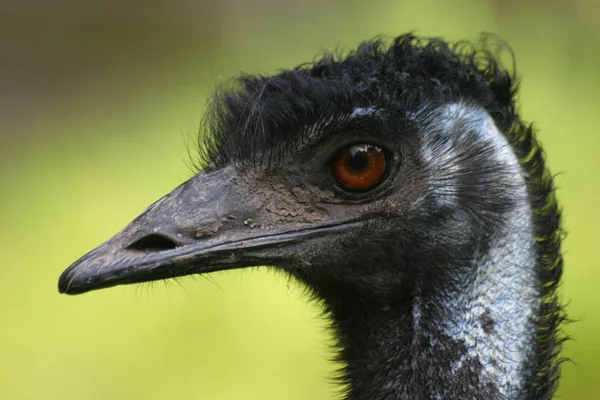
[{"left": 416, "top": 104, "right": 539, "bottom": 398}]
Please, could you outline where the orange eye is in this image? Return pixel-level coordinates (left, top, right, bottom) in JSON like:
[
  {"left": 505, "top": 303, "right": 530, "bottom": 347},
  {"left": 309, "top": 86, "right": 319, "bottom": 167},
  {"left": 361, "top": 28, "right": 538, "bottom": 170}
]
[{"left": 332, "top": 144, "right": 388, "bottom": 191}]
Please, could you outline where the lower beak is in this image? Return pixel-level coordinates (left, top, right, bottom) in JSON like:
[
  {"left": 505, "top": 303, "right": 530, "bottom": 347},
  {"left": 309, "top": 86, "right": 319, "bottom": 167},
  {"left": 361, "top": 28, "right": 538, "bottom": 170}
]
[{"left": 58, "top": 168, "right": 358, "bottom": 295}]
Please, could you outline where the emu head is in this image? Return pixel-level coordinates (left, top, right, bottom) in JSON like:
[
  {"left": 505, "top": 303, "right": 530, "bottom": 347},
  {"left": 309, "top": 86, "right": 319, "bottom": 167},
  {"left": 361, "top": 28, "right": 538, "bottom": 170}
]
[
  {"left": 58, "top": 37, "right": 524, "bottom": 302},
  {"left": 59, "top": 36, "right": 565, "bottom": 399}
]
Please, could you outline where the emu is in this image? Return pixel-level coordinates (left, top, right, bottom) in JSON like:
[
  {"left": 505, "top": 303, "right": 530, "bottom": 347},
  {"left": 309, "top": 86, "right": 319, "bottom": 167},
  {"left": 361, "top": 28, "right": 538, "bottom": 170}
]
[{"left": 58, "top": 35, "right": 564, "bottom": 399}]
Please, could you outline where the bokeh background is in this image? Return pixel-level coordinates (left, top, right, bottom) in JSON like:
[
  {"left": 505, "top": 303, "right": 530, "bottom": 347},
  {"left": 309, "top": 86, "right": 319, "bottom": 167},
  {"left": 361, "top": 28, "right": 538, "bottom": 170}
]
[{"left": 2, "top": 0, "right": 599, "bottom": 398}]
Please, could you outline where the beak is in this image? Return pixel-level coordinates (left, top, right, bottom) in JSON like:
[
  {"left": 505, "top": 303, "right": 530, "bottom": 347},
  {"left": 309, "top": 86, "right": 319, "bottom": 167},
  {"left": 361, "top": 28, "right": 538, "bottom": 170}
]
[{"left": 58, "top": 167, "right": 358, "bottom": 295}]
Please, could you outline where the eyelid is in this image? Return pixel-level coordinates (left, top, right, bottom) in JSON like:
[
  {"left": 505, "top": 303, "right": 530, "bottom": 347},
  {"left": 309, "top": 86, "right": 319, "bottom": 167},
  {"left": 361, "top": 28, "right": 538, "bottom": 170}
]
[{"left": 298, "top": 109, "right": 388, "bottom": 154}]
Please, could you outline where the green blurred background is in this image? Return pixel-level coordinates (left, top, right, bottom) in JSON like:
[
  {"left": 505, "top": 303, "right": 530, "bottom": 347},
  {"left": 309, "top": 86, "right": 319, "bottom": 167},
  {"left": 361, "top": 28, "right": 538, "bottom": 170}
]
[{"left": 1, "top": 0, "right": 599, "bottom": 398}]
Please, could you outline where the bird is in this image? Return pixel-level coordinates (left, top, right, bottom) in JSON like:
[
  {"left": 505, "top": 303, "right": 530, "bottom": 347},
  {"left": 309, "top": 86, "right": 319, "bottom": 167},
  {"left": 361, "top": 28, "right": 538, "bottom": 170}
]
[{"left": 58, "top": 34, "right": 565, "bottom": 399}]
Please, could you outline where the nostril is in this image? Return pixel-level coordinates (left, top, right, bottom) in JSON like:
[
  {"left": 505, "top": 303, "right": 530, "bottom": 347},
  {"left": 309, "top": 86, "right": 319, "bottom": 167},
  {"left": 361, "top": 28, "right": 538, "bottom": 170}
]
[{"left": 126, "top": 234, "right": 179, "bottom": 252}]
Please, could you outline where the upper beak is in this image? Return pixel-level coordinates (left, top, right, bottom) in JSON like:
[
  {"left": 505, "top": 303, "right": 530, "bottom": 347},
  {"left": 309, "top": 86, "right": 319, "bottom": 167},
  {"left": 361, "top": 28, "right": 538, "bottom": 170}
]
[{"left": 58, "top": 167, "right": 357, "bottom": 295}]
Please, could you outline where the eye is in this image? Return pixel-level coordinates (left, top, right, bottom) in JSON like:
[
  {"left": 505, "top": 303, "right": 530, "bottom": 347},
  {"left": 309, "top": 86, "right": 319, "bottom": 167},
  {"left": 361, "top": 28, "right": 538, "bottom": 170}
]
[{"left": 331, "top": 144, "right": 388, "bottom": 192}]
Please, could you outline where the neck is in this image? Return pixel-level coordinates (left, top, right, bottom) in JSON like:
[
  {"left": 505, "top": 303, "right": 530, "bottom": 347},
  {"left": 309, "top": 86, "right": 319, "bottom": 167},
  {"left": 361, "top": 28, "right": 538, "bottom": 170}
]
[{"left": 325, "top": 205, "right": 540, "bottom": 400}]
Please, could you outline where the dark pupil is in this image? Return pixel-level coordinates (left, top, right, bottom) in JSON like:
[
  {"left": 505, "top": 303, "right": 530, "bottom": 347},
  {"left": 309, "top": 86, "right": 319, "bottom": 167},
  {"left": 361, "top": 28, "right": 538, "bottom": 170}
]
[{"left": 348, "top": 149, "right": 368, "bottom": 171}]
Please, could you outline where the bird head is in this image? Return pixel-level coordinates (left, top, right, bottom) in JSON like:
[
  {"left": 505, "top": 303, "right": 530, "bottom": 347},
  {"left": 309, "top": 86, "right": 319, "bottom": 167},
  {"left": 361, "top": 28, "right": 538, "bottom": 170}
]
[{"left": 59, "top": 36, "right": 520, "bottom": 302}]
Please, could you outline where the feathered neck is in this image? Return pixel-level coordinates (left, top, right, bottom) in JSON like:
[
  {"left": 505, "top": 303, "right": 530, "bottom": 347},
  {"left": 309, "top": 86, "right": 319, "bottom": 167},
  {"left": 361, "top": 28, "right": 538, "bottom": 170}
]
[
  {"left": 302, "top": 104, "right": 564, "bottom": 400},
  {"left": 325, "top": 203, "right": 539, "bottom": 399}
]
